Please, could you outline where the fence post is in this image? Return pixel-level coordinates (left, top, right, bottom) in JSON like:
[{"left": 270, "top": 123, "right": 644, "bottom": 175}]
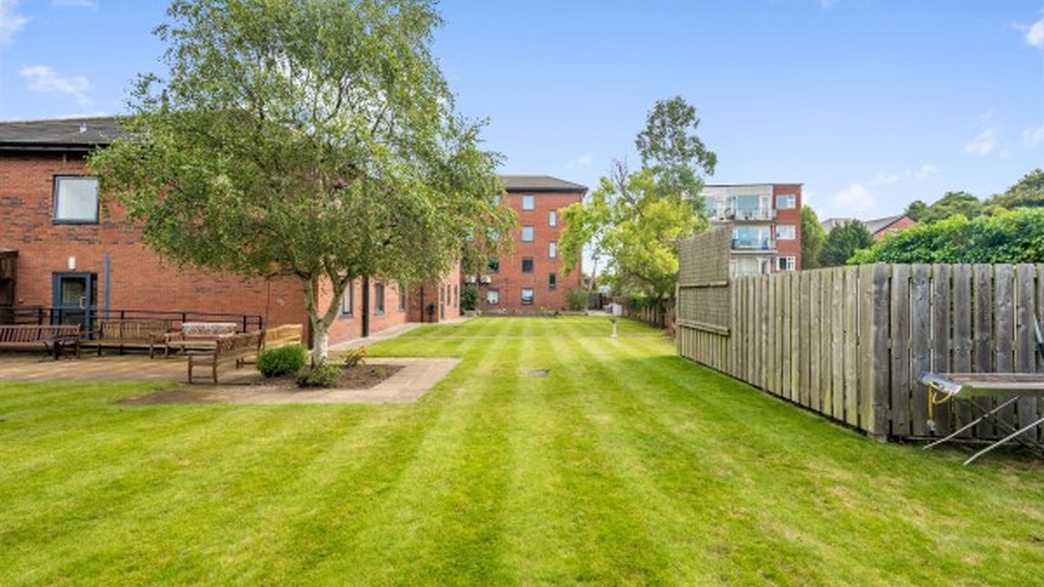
[{"left": 859, "top": 263, "right": 891, "bottom": 440}]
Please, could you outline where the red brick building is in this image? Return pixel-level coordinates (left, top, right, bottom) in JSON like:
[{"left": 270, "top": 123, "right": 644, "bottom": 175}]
[
  {"left": 702, "top": 183, "right": 804, "bottom": 276},
  {"left": 822, "top": 214, "right": 916, "bottom": 241},
  {"left": 0, "top": 116, "right": 458, "bottom": 346},
  {"left": 467, "top": 175, "right": 587, "bottom": 313}
]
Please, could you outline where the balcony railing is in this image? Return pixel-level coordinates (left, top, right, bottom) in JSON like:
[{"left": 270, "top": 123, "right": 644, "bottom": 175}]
[
  {"left": 731, "top": 238, "right": 776, "bottom": 251},
  {"left": 733, "top": 208, "right": 775, "bottom": 221}
]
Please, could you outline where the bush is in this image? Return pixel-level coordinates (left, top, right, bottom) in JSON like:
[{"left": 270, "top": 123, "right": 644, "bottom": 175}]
[
  {"left": 343, "top": 346, "right": 367, "bottom": 368},
  {"left": 297, "top": 361, "right": 341, "bottom": 388},
  {"left": 460, "top": 284, "right": 478, "bottom": 311},
  {"left": 566, "top": 288, "right": 588, "bottom": 311},
  {"left": 256, "top": 344, "right": 307, "bottom": 378}
]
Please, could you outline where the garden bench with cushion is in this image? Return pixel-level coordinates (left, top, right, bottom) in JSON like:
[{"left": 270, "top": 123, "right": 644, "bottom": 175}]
[
  {"left": 0, "top": 325, "right": 82, "bottom": 359},
  {"left": 164, "top": 322, "right": 240, "bottom": 355},
  {"left": 82, "top": 318, "right": 174, "bottom": 358},
  {"left": 187, "top": 330, "right": 264, "bottom": 384}
]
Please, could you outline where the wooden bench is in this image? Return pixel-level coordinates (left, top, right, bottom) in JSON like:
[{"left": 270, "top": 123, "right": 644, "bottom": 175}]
[
  {"left": 263, "top": 324, "right": 303, "bottom": 350},
  {"left": 82, "top": 318, "right": 174, "bottom": 358},
  {"left": 187, "top": 331, "right": 264, "bottom": 384},
  {"left": 0, "top": 325, "right": 82, "bottom": 359},
  {"left": 164, "top": 322, "right": 240, "bottom": 355}
]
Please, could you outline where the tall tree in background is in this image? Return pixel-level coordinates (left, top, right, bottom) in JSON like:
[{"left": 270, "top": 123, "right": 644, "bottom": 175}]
[
  {"left": 819, "top": 220, "right": 873, "bottom": 266},
  {"left": 561, "top": 97, "right": 716, "bottom": 314},
  {"left": 91, "top": 0, "right": 514, "bottom": 362},
  {"left": 990, "top": 168, "right": 1044, "bottom": 209},
  {"left": 904, "top": 191, "right": 983, "bottom": 223},
  {"left": 800, "top": 206, "right": 825, "bottom": 269}
]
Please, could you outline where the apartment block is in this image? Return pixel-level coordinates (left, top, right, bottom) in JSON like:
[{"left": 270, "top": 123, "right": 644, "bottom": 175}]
[
  {"left": 701, "top": 183, "right": 803, "bottom": 277},
  {"left": 467, "top": 175, "right": 587, "bottom": 313}
]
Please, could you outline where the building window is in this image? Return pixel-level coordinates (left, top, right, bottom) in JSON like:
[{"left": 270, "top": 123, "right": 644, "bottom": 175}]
[
  {"left": 398, "top": 282, "right": 407, "bottom": 311},
  {"left": 374, "top": 282, "right": 385, "bottom": 315},
  {"left": 53, "top": 176, "right": 99, "bottom": 224},
  {"left": 522, "top": 194, "right": 535, "bottom": 210},
  {"left": 487, "top": 258, "right": 500, "bottom": 273},
  {"left": 777, "top": 195, "right": 796, "bottom": 209},
  {"left": 549, "top": 210, "right": 557, "bottom": 226},
  {"left": 522, "top": 257, "right": 534, "bottom": 273},
  {"left": 775, "top": 224, "right": 796, "bottom": 240},
  {"left": 548, "top": 273, "right": 557, "bottom": 289},
  {"left": 341, "top": 283, "right": 354, "bottom": 316},
  {"left": 453, "top": 284, "right": 458, "bottom": 307},
  {"left": 486, "top": 289, "right": 499, "bottom": 305},
  {"left": 521, "top": 226, "right": 534, "bottom": 242},
  {"left": 732, "top": 225, "right": 772, "bottom": 250},
  {"left": 521, "top": 288, "right": 534, "bottom": 305},
  {"left": 549, "top": 241, "right": 557, "bottom": 258},
  {"left": 777, "top": 256, "right": 796, "bottom": 271}
]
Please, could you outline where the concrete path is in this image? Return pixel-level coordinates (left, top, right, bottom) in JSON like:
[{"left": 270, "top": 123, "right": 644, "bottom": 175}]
[
  {"left": 0, "top": 354, "right": 460, "bottom": 405},
  {"left": 329, "top": 315, "right": 473, "bottom": 350}
]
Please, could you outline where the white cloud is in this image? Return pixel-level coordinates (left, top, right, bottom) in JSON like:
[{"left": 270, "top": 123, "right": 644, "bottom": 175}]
[
  {"left": 0, "top": 0, "right": 28, "bottom": 45},
  {"left": 19, "top": 65, "right": 93, "bottom": 108},
  {"left": 565, "top": 153, "right": 593, "bottom": 169},
  {"left": 1026, "top": 15, "right": 1044, "bottom": 48},
  {"left": 913, "top": 163, "right": 938, "bottom": 179},
  {"left": 1024, "top": 125, "right": 1044, "bottom": 147},
  {"left": 868, "top": 163, "right": 938, "bottom": 186},
  {"left": 51, "top": 0, "right": 97, "bottom": 7},
  {"left": 834, "top": 183, "right": 874, "bottom": 212},
  {"left": 964, "top": 127, "right": 998, "bottom": 156}
]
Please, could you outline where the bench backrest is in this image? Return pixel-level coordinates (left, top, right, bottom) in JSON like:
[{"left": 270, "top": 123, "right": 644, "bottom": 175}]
[
  {"left": 215, "top": 331, "right": 264, "bottom": 359},
  {"left": 0, "top": 325, "right": 80, "bottom": 343},
  {"left": 181, "top": 322, "right": 239, "bottom": 339},
  {"left": 263, "top": 324, "right": 303, "bottom": 350},
  {"left": 98, "top": 319, "right": 173, "bottom": 341}
]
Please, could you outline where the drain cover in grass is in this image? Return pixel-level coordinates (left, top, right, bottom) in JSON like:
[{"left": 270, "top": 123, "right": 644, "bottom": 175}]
[{"left": 523, "top": 368, "right": 550, "bottom": 377}]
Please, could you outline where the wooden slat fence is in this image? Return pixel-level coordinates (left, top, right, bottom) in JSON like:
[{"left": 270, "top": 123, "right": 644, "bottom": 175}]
[{"left": 676, "top": 255, "right": 1044, "bottom": 442}]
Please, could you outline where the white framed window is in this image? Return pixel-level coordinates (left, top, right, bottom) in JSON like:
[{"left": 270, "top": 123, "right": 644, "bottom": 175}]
[
  {"left": 521, "top": 288, "right": 534, "bottom": 305},
  {"left": 776, "top": 195, "right": 796, "bottom": 209},
  {"left": 521, "top": 226, "right": 534, "bottom": 242},
  {"left": 374, "top": 282, "right": 385, "bottom": 315},
  {"left": 549, "top": 210, "right": 557, "bottom": 226},
  {"left": 486, "top": 289, "right": 499, "bottom": 305},
  {"left": 548, "top": 273, "right": 557, "bottom": 289},
  {"left": 521, "top": 257, "right": 534, "bottom": 273},
  {"left": 522, "top": 194, "right": 535, "bottom": 210},
  {"left": 777, "top": 256, "right": 796, "bottom": 271},
  {"left": 340, "top": 283, "right": 354, "bottom": 316},
  {"left": 549, "top": 241, "right": 557, "bottom": 258},
  {"left": 53, "top": 176, "right": 99, "bottom": 223},
  {"left": 775, "top": 224, "right": 796, "bottom": 240}
]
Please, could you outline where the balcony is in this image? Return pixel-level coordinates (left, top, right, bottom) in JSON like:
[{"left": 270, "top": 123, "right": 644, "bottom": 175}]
[
  {"left": 731, "top": 238, "right": 776, "bottom": 251},
  {"left": 732, "top": 208, "right": 775, "bottom": 221}
]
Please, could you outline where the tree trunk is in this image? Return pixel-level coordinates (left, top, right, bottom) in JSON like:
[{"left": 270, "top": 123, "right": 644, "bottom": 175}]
[{"left": 301, "top": 273, "right": 348, "bottom": 365}]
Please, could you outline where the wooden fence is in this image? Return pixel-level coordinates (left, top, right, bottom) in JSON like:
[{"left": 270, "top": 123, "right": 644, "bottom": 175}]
[{"left": 677, "top": 247, "right": 1044, "bottom": 441}]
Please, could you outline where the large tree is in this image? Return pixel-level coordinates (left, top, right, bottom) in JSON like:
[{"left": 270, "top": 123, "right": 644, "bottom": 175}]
[
  {"left": 561, "top": 97, "right": 715, "bottom": 313},
  {"left": 819, "top": 220, "right": 873, "bottom": 267},
  {"left": 91, "top": 0, "right": 514, "bottom": 362},
  {"left": 800, "top": 205, "right": 825, "bottom": 269},
  {"left": 990, "top": 168, "right": 1044, "bottom": 209},
  {"left": 904, "top": 191, "right": 983, "bottom": 224}
]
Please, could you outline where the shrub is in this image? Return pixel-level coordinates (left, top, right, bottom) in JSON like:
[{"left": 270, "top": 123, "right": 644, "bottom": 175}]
[
  {"left": 257, "top": 344, "right": 307, "bottom": 378},
  {"left": 343, "top": 346, "right": 367, "bottom": 368},
  {"left": 460, "top": 284, "right": 478, "bottom": 311},
  {"left": 566, "top": 288, "right": 588, "bottom": 311},
  {"left": 297, "top": 361, "right": 341, "bottom": 388}
]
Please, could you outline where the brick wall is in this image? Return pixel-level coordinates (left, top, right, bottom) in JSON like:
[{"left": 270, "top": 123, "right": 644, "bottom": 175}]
[
  {"left": 0, "top": 152, "right": 423, "bottom": 346},
  {"left": 772, "top": 184, "right": 803, "bottom": 270},
  {"left": 471, "top": 190, "right": 583, "bottom": 313},
  {"left": 873, "top": 216, "right": 916, "bottom": 240}
]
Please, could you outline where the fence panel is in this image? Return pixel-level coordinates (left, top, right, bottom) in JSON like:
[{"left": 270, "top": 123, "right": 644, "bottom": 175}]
[{"left": 676, "top": 248, "right": 1044, "bottom": 441}]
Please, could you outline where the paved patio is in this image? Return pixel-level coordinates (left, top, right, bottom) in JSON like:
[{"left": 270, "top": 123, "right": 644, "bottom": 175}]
[{"left": 0, "top": 354, "right": 460, "bottom": 404}]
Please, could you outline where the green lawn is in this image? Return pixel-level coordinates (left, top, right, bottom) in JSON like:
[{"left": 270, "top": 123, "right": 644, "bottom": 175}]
[{"left": 2, "top": 317, "right": 1043, "bottom": 585}]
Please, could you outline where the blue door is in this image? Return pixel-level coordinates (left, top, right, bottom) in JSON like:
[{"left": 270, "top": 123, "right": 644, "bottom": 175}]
[{"left": 52, "top": 273, "right": 97, "bottom": 332}]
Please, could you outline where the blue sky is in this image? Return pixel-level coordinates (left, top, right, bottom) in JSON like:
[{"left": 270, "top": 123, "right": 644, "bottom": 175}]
[{"left": 1, "top": 0, "right": 1043, "bottom": 221}]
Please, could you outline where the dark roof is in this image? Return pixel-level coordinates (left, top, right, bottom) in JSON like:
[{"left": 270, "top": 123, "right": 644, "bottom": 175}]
[
  {"left": 822, "top": 214, "right": 911, "bottom": 235},
  {"left": 704, "top": 182, "right": 804, "bottom": 187},
  {"left": 498, "top": 175, "right": 587, "bottom": 193},
  {"left": 0, "top": 116, "right": 123, "bottom": 152}
]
